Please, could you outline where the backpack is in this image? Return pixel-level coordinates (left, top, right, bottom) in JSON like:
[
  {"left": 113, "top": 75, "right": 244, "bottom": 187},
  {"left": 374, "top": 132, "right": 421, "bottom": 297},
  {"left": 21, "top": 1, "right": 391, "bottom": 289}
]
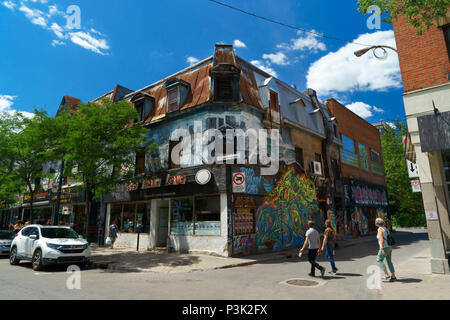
[{"left": 386, "top": 229, "right": 396, "bottom": 246}]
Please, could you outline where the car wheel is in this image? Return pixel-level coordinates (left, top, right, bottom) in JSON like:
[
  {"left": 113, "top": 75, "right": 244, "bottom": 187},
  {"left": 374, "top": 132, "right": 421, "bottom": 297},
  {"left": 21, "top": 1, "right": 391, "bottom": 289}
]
[
  {"left": 32, "top": 249, "right": 44, "bottom": 271},
  {"left": 9, "top": 247, "right": 20, "bottom": 265}
]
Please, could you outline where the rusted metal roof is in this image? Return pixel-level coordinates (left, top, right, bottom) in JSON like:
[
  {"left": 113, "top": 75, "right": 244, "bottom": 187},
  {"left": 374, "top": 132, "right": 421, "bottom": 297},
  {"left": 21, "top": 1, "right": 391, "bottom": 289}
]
[{"left": 213, "top": 44, "right": 238, "bottom": 67}]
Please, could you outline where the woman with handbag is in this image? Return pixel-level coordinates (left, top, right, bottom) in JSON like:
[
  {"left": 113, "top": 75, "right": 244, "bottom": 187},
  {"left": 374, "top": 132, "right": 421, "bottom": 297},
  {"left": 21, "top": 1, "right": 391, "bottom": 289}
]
[
  {"left": 321, "top": 219, "right": 339, "bottom": 275},
  {"left": 108, "top": 221, "right": 120, "bottom": 249},
  {"left": 376, "top": 218, "right": 397, "bottom": 282}
]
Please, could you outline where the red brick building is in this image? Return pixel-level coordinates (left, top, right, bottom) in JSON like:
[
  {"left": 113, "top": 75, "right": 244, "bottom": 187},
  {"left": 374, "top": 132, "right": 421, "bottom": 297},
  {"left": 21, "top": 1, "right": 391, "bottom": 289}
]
[
  {"left": 392, "top": 11, "right": 450, "bottom": 274},
  {"left": 326, "top": 98, "right": 388, "bottom": 239}
]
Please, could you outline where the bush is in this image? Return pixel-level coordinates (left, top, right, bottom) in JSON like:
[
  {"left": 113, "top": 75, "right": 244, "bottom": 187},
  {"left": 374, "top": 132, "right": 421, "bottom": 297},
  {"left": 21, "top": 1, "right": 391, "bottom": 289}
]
[{"left": 392, "top": 214, "right": 427, "bottom": 228}]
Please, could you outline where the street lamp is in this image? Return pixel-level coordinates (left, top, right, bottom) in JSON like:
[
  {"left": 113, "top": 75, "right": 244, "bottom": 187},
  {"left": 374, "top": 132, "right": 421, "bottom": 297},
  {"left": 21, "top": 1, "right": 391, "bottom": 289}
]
[{"left": 354, "top": 45, "right": 398, "bottom": 60}]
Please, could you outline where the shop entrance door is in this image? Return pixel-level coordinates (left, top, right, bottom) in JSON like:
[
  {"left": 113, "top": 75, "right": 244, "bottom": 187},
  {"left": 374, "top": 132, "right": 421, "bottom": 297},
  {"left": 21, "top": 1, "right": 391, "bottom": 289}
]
[{"left": 157, "top": 207, "right": 169, "bottom": 247}]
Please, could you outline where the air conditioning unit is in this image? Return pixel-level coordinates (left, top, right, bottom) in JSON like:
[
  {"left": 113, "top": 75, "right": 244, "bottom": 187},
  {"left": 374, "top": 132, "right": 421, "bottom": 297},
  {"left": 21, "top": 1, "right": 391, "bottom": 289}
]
[{"left": 310, "top": 161, "right": 323, "bottom": 176}]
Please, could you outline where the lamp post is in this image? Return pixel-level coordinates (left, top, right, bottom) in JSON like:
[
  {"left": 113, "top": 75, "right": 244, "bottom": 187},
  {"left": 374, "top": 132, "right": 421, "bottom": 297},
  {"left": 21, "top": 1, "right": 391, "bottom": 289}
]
[{"left": 354, "top": 45, "right": 398, "bottom": 60}]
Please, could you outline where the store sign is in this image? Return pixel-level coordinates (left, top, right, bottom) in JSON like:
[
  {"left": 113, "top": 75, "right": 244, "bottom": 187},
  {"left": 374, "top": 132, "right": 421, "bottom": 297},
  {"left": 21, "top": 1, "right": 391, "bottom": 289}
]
[
  {"left": 51, "top": 188, "right": 83, "bottom": 204},
  {"left": 232, "top": 172, "right": 246, "bottom": 193},
  {"left": 142, "top": 178, "right": 162, "bottom": 189},
  {"left": 426, "top": 211, "right": 439, "bottom": 221},
  {"left": 125, "top": 182, "right": 139, "bottom": 191},
  {"left": 23, "top": 192, "right": 49, "bottom": 203},
  {"left": 165, "top": 174, "right": 186, "bottom": 186},
  {"left": 195, "top": 169, "right": 211, "bottom": 185},
  {"left": 411, "top": 180, "right": 422, "bottom": 193}
]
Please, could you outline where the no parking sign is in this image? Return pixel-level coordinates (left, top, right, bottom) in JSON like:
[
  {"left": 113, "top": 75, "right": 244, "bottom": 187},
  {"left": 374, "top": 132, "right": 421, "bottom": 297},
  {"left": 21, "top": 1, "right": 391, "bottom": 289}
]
[{"left": 233, "top": 172, "right": 246, "bottom": 193}]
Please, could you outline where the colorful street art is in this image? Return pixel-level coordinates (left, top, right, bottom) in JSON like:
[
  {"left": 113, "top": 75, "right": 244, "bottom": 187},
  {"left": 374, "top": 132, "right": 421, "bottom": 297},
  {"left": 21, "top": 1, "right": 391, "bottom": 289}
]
[
  {"left": 351, "top": 185, "right": 388, "bottom": 207},
  {"left": 233, "top": 235, "right": 256, "bottom": 251},
  {"left": 255, "top": 166, "right": 320, "bottom": 251},
  {"left": 234, "top": 167, "right": 262, "bottom": 195},
  {"left": 345, "top": 208, "right": 369, "bottom": 239}
]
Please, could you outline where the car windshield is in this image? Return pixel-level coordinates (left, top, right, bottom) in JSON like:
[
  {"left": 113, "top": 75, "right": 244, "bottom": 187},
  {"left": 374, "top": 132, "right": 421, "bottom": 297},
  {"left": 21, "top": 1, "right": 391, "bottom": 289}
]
[
  {"left": 40, "top": 228, "right": 79, "bottom": 239},
  {"left": 0, "top": 231, "right": 14, "bottom": 240}
]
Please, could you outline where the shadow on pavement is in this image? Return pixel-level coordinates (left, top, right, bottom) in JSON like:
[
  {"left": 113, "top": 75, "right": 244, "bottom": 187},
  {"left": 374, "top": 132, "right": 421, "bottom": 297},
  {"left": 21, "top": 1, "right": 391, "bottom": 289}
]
[
  {"left": 93, "top": 251, "right": 202, "bottom": 273},
  {"left": 395, "top": 278, "right": 423, "bottom": 284}
]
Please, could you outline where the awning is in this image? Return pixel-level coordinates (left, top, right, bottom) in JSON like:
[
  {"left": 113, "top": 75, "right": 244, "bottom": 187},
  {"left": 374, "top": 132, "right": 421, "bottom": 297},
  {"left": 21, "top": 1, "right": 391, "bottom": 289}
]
[
  {"left": 404, "top": 133, "right": 416, "bottom": 163},
  {"left": 418, "top": 110, "right": 450, "bottom": 153}
]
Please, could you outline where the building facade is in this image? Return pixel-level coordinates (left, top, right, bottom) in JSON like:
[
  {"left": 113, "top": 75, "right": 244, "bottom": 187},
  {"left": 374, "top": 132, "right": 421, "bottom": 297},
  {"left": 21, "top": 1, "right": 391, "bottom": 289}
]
[
  {"left": 327, "top": 99, "right": 389, "bottom": 240},
  {"left": 392, "top": 12, "right": 450, "bottom": 273}
]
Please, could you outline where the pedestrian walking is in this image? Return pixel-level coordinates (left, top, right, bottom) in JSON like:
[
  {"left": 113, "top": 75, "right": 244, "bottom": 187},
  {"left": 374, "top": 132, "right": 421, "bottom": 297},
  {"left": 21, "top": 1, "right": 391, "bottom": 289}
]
[
  {"left": 300, "top": 221, "right": 326, "bottom": 278},
  {"left": 321, "top": 219, "right": 338, "bottom": 275},
  {"left": 376, "top": 218, "right": 397, "bottom": 282},
  {"left": 109, "top": 221, "right": 120, "bottom": 249}
]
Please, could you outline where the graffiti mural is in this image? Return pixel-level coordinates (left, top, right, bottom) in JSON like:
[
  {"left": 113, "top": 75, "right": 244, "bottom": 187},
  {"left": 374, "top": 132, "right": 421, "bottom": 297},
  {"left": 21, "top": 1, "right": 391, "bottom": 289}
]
[
  {"left": 345, "top": 208, "right": 369, "bottom": 238},
  {"left": 232, "top": 167, "right": 262, "bottom": 195},
  {"left": 255, "top": 166, "right": 320, "bottom": 251},
  {"left": 233, "top": 235, "right": 256, "bottom": 251}
]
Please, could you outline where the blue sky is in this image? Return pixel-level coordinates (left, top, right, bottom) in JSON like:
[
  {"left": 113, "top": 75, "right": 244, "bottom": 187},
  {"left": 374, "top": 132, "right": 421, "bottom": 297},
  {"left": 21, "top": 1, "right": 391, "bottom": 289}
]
[{"left": 0, "top": 0, "right": 405, "bottom": 123}]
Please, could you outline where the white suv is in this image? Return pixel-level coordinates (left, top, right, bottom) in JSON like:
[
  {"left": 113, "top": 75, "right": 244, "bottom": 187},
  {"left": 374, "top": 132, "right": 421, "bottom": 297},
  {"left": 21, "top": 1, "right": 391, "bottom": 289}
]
[{"left": 10, "top": 225, "right": 91, "bottom": 271}]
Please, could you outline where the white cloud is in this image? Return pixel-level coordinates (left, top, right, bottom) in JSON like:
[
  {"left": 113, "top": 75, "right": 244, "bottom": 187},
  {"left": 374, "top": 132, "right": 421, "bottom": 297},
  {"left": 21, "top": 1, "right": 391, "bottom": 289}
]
[
  {"left": 51, "top": 39, "right": 65, "bottom": 46},
  {"left": 233, "top": 39, "right": 247, "bottom": 48},
  {"left": 250, "top": 60, "right": 278, "bottom": 77},
  {"left": 187, "top": 56, "right": 200, "bottom": 66},
  {"left": 50, "top": 22, "right": 65, "bottom": 39},
  {"left": 277, "top": 30, "right": 326, "bottom": 53},
  {"left": 69, "top": 31, "right": 110, "bottom": 55},
  {"left": 262, "top": 52, "right": 289, "bottom": 66},
  {"left": 346, "top": 101, "right": 384, "bottom": 119},
  {"left": 19, "top": 4, "right": 47, "bottom": 27},
  {"left": 306, "top": 30, "right": 401, "bottom": 97},
  {"left": 0, "top": 95, "right": 34, "bottom": 118},
  {"left": 2, "top": 1, "right": 16, "bottom": 10}
]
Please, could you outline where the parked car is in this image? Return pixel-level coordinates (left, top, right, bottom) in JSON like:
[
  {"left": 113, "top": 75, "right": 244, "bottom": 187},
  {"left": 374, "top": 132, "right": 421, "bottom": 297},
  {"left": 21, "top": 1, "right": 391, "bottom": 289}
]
[
  {"left": 9, "top": 225, "right": 91, "bottom": 271},
  {"left": 0, "top": 230, "right": 14, "bottom": 256}
]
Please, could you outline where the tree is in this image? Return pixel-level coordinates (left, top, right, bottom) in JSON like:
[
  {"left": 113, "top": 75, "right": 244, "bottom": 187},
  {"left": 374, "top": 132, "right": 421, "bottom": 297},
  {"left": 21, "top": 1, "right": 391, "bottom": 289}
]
[
  {"left": 357, "top": 0, "right": 450, "bottom": 34},
  {"left": 56, "top": 99, "right": 150, "bottom": 238},
  {"left": 0, "top": 111, "right": 56, "bottom": 221},
  {"left": 380, "top": 120, "right": 424, "bottom": 216}
]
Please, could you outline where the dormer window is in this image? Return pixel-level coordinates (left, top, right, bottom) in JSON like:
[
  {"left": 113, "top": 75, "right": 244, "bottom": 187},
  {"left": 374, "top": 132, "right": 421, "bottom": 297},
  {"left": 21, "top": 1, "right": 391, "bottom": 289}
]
[
  {"left": 211, "top": 64, "right": 240, "bottom": 102},
  {"left": 164, "top": 78, "right": 190, "bottom": 114},
  {"left": 130, "top": 92, "right": 154, "bottom": 123}
]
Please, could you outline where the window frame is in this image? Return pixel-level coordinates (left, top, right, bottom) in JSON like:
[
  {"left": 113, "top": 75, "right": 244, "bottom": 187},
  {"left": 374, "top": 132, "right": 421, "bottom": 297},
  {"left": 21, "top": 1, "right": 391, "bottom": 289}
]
[
  {"left": 359, "top": 143, "right": 370, "bottom": 172},
  {"left": 169, "top": 195, "right": 222, "bottom": 237},
  {"left": 341, "top": 135, "right": 359, "bottom": 168},
  {"left": 166, "top": 87, "right": 180, "bottom": 113},
  {"left": 135, "top": 150, "right": 146, "bottom": 176},
  {"left": 370, "top": 149, "right": 384, "bottom": 175}
]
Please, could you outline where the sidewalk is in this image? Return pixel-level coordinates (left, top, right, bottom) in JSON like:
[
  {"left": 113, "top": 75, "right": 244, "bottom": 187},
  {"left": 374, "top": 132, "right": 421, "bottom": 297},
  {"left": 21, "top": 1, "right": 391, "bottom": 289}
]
[{"left": 90, "top": 235, "right": 376, "bottom": 274}]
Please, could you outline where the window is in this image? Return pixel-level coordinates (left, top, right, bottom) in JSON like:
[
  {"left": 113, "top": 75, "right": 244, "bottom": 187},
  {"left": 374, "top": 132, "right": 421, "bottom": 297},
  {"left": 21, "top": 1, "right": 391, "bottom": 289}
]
[
  {"left": 269, "top": 91, "right": 279, "bottom": 112},
  {"left": 370, "top": 149, "right": 384, "bottom": 175},
  {"left": 341, "top": 135, "right": 358, "bottom": 167},
  {"left": 332, "top": 158, "right": 340, "bottom": 179},
  {"left": 444, "top": 25, "right": 450, "bottom": 62},
  {"left": 135, "top": 151, "right": 146, "bottom": 176},
  {"left": 215, "top": 78, "right": 234, "bottom": 100},
  {"left": 134, "top": 102, "right": 145, "bottom": 123},
  {"left": 167, "top": 87, "right": 179, "bottom": 113},
  {"left": 333, "top": 124, "right": 339, "bottom": 139},
  {"left": 295, "top": 148, "right": 304, "bottom": 168},
  {"left": 315, "top": 153, "right": 322, "bottom": 165},
  {"left": 170, "top": 196, "right": 221, "bottom": 236},
  {"left": 359, "top": 144, "right": 369, "bottom": 171},
  {"left": 110, "top": 203, "right": 150, "bottom": 234}
]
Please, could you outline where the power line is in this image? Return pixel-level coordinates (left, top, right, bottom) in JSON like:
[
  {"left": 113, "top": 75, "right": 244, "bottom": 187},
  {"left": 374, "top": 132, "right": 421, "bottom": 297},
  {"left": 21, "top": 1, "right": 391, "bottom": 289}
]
[{"left": 208, "top": 0, "right": 374, "bottom": 48}]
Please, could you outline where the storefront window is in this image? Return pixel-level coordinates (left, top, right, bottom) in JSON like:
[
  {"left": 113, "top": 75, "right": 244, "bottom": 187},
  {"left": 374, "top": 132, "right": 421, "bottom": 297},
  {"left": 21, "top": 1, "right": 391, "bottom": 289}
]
[
  {"left": 194, "top": 196, "right": 221, "bottom": 236},
  {"left": 110, "top": 203, "right": 150, "bottom": 234},
  {"left": 170, "top": 198, "right": 194, "bottom": 235},
  {"left": 170, "top": 196, "right": 221, "bottom": 236}
]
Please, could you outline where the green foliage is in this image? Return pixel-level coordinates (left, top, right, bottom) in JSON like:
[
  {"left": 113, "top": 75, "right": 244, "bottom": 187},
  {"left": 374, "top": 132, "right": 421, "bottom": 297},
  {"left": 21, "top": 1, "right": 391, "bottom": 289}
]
[
  {"left": 357, "top": 0, "right": 450, "bottom": 34},
  {"left": 392, "top": 213, "right": 427, "bottom": 227},
  {"left": 0, "top": 111, "right": 56, "bottom": 204},
  {"left": 380, "top": 120, "right": 424, "bottom": 216},
  {"left": 57, "top": 99, "right": 150, "bottom": 199}
]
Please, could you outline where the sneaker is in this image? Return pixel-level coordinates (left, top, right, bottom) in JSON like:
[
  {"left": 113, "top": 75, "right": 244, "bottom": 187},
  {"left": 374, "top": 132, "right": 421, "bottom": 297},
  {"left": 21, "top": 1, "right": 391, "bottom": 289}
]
[
  {"left": 320, "top": 268, "right": 326, "bottom": 278},
  {"left": 308, "top": 273, "right": 315, "bottom": 277},
  {"left": 333, "top": 268, "right": 338, "bottom": 274},
  {"left": 390, "top": 277, "right": 398, "bottom": 282},
  {"left": 329, "top": 271, "right": 336, "bottom": 275},
  {"left": 384, "top": 275, "right": 391, "bottom": 281}
]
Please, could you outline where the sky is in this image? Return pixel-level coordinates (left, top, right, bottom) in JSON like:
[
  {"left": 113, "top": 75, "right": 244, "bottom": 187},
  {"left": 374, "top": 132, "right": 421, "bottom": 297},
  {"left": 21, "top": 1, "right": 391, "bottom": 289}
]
[{"left": 0, "top": 0, "right": 406, "bottom": 123}]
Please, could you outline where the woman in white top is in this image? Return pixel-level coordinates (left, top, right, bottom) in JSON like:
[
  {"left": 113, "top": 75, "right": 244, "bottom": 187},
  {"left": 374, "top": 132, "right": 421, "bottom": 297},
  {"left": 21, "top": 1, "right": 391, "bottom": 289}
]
[{"left": 376, "top": 218, "right": 397, "bottom": 282}]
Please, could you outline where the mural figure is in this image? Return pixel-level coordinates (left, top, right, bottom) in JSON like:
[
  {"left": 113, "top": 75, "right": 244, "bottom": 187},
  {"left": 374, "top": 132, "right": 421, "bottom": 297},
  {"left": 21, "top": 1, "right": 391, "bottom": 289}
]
[{"left": 255, "top": 166, "right": 320, "bottom": 251}]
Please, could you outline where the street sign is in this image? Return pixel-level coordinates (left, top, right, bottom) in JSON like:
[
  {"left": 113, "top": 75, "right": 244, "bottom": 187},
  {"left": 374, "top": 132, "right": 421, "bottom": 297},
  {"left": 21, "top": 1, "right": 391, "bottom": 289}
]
[
  {"left": 232, "top": 172, "right": 246, "bottom": 193},
  {"left": 406, "top": 160, "right": 419, "bottom": 178},
  {"left": 411, "top": 180, "right": 422, "bottom": 193}
]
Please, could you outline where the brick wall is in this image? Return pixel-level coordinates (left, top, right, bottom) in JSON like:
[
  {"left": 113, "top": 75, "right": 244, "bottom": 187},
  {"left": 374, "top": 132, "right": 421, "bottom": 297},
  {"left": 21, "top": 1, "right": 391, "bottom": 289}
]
[
  {"left": 393, "top": 15, "right": 450, "bottom": 93},
  {"left": 327, "top": 99, "right": 386, "bottom": 187}
]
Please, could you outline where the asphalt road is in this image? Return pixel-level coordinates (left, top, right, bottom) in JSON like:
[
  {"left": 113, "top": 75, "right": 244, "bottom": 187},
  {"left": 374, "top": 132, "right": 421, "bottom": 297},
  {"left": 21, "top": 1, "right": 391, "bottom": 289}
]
[{"left": 0, "top": 228, "right": 447, "bottom": 300}]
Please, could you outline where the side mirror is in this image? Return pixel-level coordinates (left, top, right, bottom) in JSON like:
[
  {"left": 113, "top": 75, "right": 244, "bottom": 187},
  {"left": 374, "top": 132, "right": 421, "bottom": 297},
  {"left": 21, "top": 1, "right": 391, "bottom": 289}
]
[
  {"left": 78, "top": 235, "right": 84, "bottom": 239},
  {"left": 29, "top": 234, "right": 38, "bottom": 240}
]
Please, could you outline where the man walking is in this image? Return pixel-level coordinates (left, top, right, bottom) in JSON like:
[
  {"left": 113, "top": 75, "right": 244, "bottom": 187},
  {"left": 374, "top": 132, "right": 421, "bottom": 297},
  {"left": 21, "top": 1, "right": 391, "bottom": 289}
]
[{"left": 300, "top": 221, "right": 326, "bottom": 278}]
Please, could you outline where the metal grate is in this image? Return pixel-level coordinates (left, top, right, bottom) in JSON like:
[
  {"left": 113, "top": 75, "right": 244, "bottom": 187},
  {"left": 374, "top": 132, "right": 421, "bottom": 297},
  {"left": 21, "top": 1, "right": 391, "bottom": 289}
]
[{"left": 286, "top": 279, "right": 319, "bottom": 287}]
